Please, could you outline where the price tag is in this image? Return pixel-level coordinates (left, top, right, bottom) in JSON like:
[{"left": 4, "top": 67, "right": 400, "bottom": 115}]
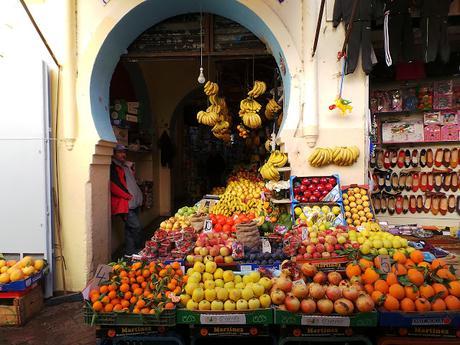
[
  {"left": 293, "top": 278, "right": 306, "bottom": 287},
  {"left": 379, "top": 255, "right": 391, "bottom": 274},
  {"left": 261, "top": 238, "right": 271, "bottom": 253},
  {"left": 240, "top": 265, "right": 253, "bottom": 272},
  {"left": 356, "top": 226, "right": 365, "bottom": 232},
  {"left": 301, "top": 228, "right": 308, "bottom": 241},
  {"left": 301, "top": 315, "right": 350, "bottom": 327},
  {"left": 200, "top": 313, "right": 246, "bottom": 325},
  {"left": 203, "top": 219, "right": 213, "bottom": 233}
]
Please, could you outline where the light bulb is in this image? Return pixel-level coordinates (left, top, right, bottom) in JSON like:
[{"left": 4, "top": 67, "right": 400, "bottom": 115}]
[{"left": 197, "top": 67, "right": 205, "bottom": 84}]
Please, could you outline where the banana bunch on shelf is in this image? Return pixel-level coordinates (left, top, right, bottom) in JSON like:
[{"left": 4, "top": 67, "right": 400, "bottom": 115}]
[
  {"left": 332, "top": 146, "right": 360, "bottom": 166},
  {"left": 197, "top": 110, "right": 218, "bottom": 126},
  {"left": 259, "top": 162, "right": 280, "bottom": 181},
  {"left": 204, "top": 81, "right": 219, "bottom": 96},
  {"left": 264, "top": 98, "right": 282, "bottom": 120},
  {"left": 237, "top": 124, "right": 250, "bottom": 138},
  {"left": 248, "top": 80, "right": 266, "bottom": 98},
  {"left": 239, "top": 98, "right": 262, "bottom": 129},
  {"left": 267, "top": 150, "right": 288, "bottom": 168},
  {"left": 308, "top": 146, "right": 360, "bottom": 167}
]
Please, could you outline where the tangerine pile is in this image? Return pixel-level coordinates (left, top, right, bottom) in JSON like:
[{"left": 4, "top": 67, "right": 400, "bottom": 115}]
[
  {"left": 88, "top": 261, "right": 184, "bottom": 314},
  {"left": 346, "top": 250, "right": 460, "bottom": 312}
]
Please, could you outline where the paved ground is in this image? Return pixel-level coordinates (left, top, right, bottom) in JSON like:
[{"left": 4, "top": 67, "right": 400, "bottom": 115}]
[{"left": 0, "top": 301, "right": 95, "bottom": 345}]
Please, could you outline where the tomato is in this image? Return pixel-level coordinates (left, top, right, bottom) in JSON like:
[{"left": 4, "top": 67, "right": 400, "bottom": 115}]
[
  {"left": 247, "top": 213, "right": 255, "bottom": 220},
  {"left": 231, "top": 225, "right": 237, "bottom": 232},
  {"left": 239, "top": 215, "right": 249, "bottom": 223},
  {"left": 209, "top": 214, "right": 217, "bottom": 225},
  {"left": 218, "top": 218, "right": 226, "bottom": 226},
  {"left": 214, "top": 224, "right": 222, "bottom": 232},
  {"left": 222, "top": 224, "right": 231, "bottom": 233},
  {"left": 226, "top": 218, "right": 234, "bottom": 226}
]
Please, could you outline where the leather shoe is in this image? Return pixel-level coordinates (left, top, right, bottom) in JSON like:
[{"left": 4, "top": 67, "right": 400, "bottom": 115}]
[
  {"left": 403, "top": 195, "right": 409, "bottom": 214},
  {"left": 416, "top": 195, "right": 424, "bottom": 213},
  {"left": 412, "top": 172, "right": 420, "bottom": 192},
  {"left": 373, "top": 195, "right": 381, "bottom": 214},
  {"left": 443, "top": 148, "right": 451, "bottom": 168},
  {"left": 431, "top": 195, "right": 440, "bottom": 215},
  {"left": 411, "top": 149, "right": 419, "bottom": 167},
  {"left": 434, "top": 148, "right": 444, "bottom": 168},
  {"left": 434, "top": 173, "right": 443, "bottom": 192},
  {"left": 395, "top": 195, "right": 403, "bottom": 214},
  {"left": 427, "top": 173, "right": 434, "bottom": 192},
  {"left": 397, "top": 150, "right": 405, "bottom": 168},
  {"left": 381, "top": 196, "right": 387, "bottom": 213},
  {"left": 409, "top": 195, "right": 417, "bottom": 214},
  {"left": 385, "top": 171, "right": 393, "bottom": 192},
  {"left": 451, "top": 148, "right": 458, "bottom": 169},
  {"left": 388, "top": 196, "right": 396, "bottom": 215},
  {"left": 391, "top": 172, "right": 399, "bottom": 192},
  {"left": 390, "top": 150, "right": 398, "bottom": 168},
  {"left": 404, "top": 149, "right": 411, "bottom": 168},
  {"left": 419, "top": 172, "right": 428, "bottom": 192},
  {"left": 423, "top": 195, "right": 431, "bottom": 213},
  {"left": 439, "top": 196, "right": 448, "bottom": 216},
  {"left": 451, "top": 172, "right": 459, "bottom": 192},
  {"left": 419, "top": 149, "right": 427, "bottom": 168},
  {"left": 426, "top": 149, "right": 434, "bottom": 168},
  {"left": 448, "top": 195, "right": 456, "bottom": 213},
  {"left": 443, "top": 173, "right": 452, "bottom": 192},
  {"left": 383, "top": 150, "right": 391, "bottom": 169},
  {"left": 405, "top": 173, "right": 413, "bottom": 192}
]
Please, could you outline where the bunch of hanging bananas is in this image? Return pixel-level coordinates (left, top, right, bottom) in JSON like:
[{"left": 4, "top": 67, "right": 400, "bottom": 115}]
[
  {"left": 197, "top": 110, "right": 218, "bottom": 126},
  {"left": 308, "top": 146, "right": 360, "bottom": 167},
  {"left": 204, "top": 81, "right": 219, "bottom": 96},
  {"left": 237, "top": 124, "right": 250, "bottom": 138},
  {"left": 267, "top": 150, "right": 288, "bottom": 168},
  {"left": 259, "top": 162, "right": 280, "bottom": 181},
  {"left": 239, "top": 98, "right": 262, "bottom": 129},
  {"left": 212, "top": 120, "right": 231, "bottom": 142},
  {"left": 248, "top": 80, "right": 267, "bottom": 98},
  {"left": 332, "top": 146, "right": 360, "bottom": 166},
  {"left": 265, "top": 98, "right": 282, "bottom": 120}
]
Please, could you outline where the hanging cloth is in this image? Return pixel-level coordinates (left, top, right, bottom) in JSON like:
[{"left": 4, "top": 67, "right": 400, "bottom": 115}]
[{"left": 158, "top": 130, "right": 175, "bottom": 168}]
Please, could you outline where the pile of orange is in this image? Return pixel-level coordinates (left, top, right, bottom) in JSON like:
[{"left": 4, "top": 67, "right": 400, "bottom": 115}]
[
  {"left": 346, "top": 251, "right": 460, "bottom": 312},
  {"left": 88, "top": 260, "right": 184, "bottom": 314}
]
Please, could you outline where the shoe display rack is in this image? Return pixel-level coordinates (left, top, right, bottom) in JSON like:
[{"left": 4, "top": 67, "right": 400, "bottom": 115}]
[{"left": 370, "top": 147, "right": 460, "bottom": 223}]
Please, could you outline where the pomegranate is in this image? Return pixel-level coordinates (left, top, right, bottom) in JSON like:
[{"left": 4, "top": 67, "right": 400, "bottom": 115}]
[
  {"left": 300, "top": 298, "right": 317, "bottom": 314},
  {"left": 276, "top": 277, "right": 293, "bottom": 293},
  {"left": 327, "top": 272, "right": 342, "bottom": 286},
  {"left": 334, "top": 298, "right": 354, "bottom": 315},
  {"left": 270, "top": 289, "right": 286, "bottom": 305},
  {"left": 342, "top": 286, "right": 359, "bottom": 301},
  {"left": 317, "top": 298, "right": 334, "bottom": 314},
  {"left": 313, "top": 272, "right": 327, "bottom": 284},
  {"left": 309, "top": 283, "right": 326, "bottom": 299},
  {"left": 284, "top": 294, "right": 301, "bottom": 313},
  {"left": 355, "top": 295, "right": 375, "bottom": 312},
  {"left": 292, "top": 283, "right": 309, "bottom": 299},
  {"left": 301, "top": 263, "right": 317, "bottom": 277},
  {"left": 325, "top": 285, "right": 342, "bottom": 301}
]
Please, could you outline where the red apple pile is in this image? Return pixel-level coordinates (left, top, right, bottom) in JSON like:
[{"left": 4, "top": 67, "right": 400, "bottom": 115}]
[
  {"left": 186, "top": 232, "right": 235, "bottom": 265},
  {"left": 139, "top": 228, "right": 196, "bottom": 260},
  {"left": 270, "top": 264, "right": 374, "bottom": 315},
  {"left": 292, "top": 177, "right": 337, "bottom": 203},
  {"left": 283, "top": 226, "right": 359, "bottom": 260}
]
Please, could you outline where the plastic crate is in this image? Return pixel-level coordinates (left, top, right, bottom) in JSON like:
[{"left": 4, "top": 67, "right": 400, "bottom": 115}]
[
  {"left": 83, "top": 305, "right": 176, "bottom": 327},
  {"left": 0, "top": 271, "right": 44, "bottom": 292}
]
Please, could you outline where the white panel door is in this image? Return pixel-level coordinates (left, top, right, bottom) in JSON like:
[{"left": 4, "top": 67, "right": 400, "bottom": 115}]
[{"left": 0, "top": 58, "right": 53, "bottom": 297}]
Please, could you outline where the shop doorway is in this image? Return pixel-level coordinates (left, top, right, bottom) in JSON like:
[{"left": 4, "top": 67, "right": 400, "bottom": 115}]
[{"left": 108, "top": 14, "right": 284, "bottom": 254}]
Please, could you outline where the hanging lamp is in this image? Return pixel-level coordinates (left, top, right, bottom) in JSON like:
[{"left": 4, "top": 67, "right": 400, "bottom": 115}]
[{"left": 197, "top": 10, "right": 206, "bottom": 84}]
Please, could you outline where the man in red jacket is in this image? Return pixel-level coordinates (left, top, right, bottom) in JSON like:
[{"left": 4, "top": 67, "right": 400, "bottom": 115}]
[{"left": 111, "top": 144, "right": 144, "bottom": 255}]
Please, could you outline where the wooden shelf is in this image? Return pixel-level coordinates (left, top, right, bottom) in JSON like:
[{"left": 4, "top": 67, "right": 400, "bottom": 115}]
[
  {"left": 271, "top": 199, "right": 292, "bottom": 204},
  {"left": 377, "top": 141, "right": 459, "bottom": 147}
]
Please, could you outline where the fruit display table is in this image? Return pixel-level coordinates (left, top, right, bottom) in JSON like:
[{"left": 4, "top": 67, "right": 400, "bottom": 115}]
[{"left": 377, "top": 336, "right": 460, "bottom": 345}]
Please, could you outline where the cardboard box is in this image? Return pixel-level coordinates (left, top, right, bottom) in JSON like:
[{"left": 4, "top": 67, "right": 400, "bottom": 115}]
[
  {"left": 382, "top": 118, "right": 424, "bottom": 143},
  {"left": 441, "top": 124, "right": 459, "bottom": 141},
  {"left": 424, "top": 124, "right": 441, "bottom": 142}
]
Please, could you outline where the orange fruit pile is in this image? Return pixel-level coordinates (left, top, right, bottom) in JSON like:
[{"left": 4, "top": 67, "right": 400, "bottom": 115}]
[
  {"left": 88, "top": 261, "right": 183, "bottom": 314},
  {"left": 346, "top": 251, "right": 460, "bottom": 312}
]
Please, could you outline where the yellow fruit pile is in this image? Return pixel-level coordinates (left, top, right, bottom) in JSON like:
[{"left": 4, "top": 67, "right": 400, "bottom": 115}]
[
  {"left": 211, "top": 178, "right": 264, "bottom": 216},
  {"left": 181, "top": 261, "right": 272, "bottom": 311},
  {"left": 347, "top": 228, "right": 410, "bottom": 256},
  {"left": 343, "top": 187, "right": 374, "bottom": 226},
  {"left": 0, "top": 257, "right": 45, "bottom": 284}
]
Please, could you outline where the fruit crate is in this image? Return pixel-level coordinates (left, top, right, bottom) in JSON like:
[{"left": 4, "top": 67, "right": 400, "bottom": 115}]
[
  {"left": 0, "top": 284, "right": 43, "bottom": 326},
  {"left": 291, "top": 202, "right": 346, "bottom": 227},
  {"left": 83, "top": 305, "right": 176, "bottom": 327},
  {"left": 0, "top": 270, "right": 44, "bottom": 292},
  {"left": 378, "top": 310, "right": 460, "bottom": 328},
  {"left": 290, "top": 174, "right": 343, "bottom": 204},
  {"left": 176, "top": 308, "right": 273, "bottom": 325},
  {"left": 274, "top": 309, "right": 378, "bottom": 327},
  {"left": 341, "top": 184, "right": 376, "bottom": 227}
]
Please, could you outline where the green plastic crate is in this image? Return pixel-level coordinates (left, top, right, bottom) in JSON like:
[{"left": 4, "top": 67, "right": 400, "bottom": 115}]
[
  {"left": 83, "top": 305, "right": 175, "bottom": 326},
  {"left": 274, "top": 309, "right": 377, "bottom": 327}
]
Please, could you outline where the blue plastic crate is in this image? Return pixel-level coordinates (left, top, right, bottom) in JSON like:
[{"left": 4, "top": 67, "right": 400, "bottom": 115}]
[{"left": 0, "top": 271, "right": 44, "bottom": 292}]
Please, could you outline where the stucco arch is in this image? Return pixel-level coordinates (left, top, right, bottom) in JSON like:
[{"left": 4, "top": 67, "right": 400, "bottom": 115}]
[{"left": 77, "top": 0, "right": 303, "bottom": 143}]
